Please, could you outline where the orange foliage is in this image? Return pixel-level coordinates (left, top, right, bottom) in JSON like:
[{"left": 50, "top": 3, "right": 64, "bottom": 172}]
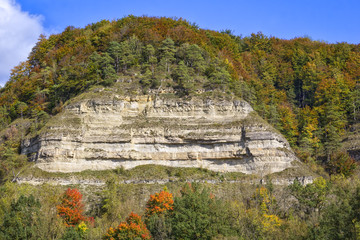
[
  {"left": 56, "top": 188, "right": 88, "bottom": 227},
  {"left": 145, "top": 190, "right": 174, "bottom": 217},
  {"left": 104, "top": 212, "right": 151, "bottom": 240}
]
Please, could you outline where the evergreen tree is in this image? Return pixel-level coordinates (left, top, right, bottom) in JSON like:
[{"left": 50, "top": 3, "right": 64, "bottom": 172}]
[
  {"left": 207, "top": 59, "right": 232, "bottom": 90},
  {"left": 119, "top": 40, "right": 132, "bottom": 71},
  {"left": 315, "top": 78, "right": 347, "bottom": 160},
  {"left": 169, "top": 183, "right": 232, "bottom": 239},
  {"left": 143, "top": 44, "right": 157, "bottom": 74},
  {"left": 160, "top": 38, "right": 176, "bottom": 73},
  {"left": 89, "top": 52, "right": 116, "bottom": 85},
  {"left": 184, "top": 44, "right": 206, "bottom": 74},
  {"left": 173, "top": 61, "right": 193, "bottom": 94},
  {"left": 140, "top": 69, "right": 153, "bottom": 88},
  {"left": 107, "top": 41, "right": 122, "bottom": 73}
]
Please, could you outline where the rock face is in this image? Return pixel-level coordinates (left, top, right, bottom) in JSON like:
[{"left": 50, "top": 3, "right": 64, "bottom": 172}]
[{"left": 21, "top": 95, "right": 297, "bottom": 174}]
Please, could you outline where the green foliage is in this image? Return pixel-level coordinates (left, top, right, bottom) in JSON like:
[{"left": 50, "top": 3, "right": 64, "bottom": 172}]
[
  {"left": 0, "top": 194, "right": 41, "bottom": 240},
  {"left": 61, "top": 226, "right": 84, "bottom": 240},
  {"left": 146, "top": 214, "right": 171, "bottom": 240},
  {"left": 0, "top": 15, "right": 360, "bottom": 238},
  {"left": 160, "top": 38, "right": 176, "bottom": 73},
  {"left": 168, "top": 183, "right": 233, "bottom": 239},
  {"left": 1, "top": 16, "right": 358, "bottom": 167},
  {"left": 289, "top": 177, "right": 329, "bottom": 218},
  {"left": 311, "top": 197, "right": 355, "bottom": 240}
]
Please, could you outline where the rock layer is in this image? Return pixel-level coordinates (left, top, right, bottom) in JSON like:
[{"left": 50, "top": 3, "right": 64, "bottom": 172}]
[{"left": 21, "top": 95, "right": 297, "bottom": 174}]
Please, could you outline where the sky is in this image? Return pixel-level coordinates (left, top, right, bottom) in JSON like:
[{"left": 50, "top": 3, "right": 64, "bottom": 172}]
[{"left": 0, "top": 0, "right": 359, "bottom": 86}]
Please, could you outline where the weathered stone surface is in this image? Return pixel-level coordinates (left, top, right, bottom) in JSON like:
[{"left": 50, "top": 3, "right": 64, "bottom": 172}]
[
  {"left": 15, "top": 176, "right": 313, "bottom": 186},
  {"left": 21, "top": 96, "right": 297, "bottom": 175}
]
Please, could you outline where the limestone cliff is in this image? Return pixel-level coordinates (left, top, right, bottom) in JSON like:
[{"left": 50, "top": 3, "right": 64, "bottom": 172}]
[{"left": 21, "top": 94, "right": 298, "bottom": 175}]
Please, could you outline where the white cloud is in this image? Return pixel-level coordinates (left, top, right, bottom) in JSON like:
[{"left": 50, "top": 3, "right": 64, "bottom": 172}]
[{"left": 0, "top": 0, "right": 44, "bottom": 86}]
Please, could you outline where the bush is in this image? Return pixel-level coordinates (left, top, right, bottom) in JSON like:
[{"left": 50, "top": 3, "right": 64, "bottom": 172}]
[{"left": 104, "top": 212, "right": 151, "bottom": 240}]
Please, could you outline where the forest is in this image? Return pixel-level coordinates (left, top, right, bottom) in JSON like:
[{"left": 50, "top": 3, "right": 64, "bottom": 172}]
[{"left": 0, "top": 16, "right": 360, "bottom": 239}]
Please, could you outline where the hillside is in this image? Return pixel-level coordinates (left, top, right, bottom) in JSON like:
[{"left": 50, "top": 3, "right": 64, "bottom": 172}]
[
  {"left": 0, "top": 16, "right": 359, "bottom": 177},
  {"left": 0, "top": 16, "right": 359, "bottom": 239}
]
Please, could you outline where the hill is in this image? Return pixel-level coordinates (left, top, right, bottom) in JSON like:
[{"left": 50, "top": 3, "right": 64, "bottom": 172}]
[
  {"left": 1, "top": 15, "right": 360, "bottom": 240},
  {"left": 0, "top": 16, "right": 359, "bottom": 180}
]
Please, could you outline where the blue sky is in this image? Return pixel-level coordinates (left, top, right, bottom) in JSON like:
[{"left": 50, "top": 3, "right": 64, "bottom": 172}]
[
  {"left": 18, "top": 0, "right": 360, "bottom": 43},
  {"left": 0, "top": 0, "right": 359, "bottom": 85}
]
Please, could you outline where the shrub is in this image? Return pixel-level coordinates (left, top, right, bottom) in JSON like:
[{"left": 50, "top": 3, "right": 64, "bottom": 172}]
[{"left": 104, "top": 212, "right": 151, "bottom": 240}]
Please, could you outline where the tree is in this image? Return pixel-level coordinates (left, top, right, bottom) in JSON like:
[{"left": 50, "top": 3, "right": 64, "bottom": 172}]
[
  {"left": 160, "top": 38, "right": 176, "bottom": 73},
  {"left": 15, "top": 102, "right": 28, "bottom": 119},
  {"left": 289, "top": 177, "right": 329, "bottom": 219},
  {"left": 89, "top": 52, "right": 117, "bottom": 85},
  {"left": 0, "top": 106, "right": 10, "bottom": 131},
  {"left": 113, "top": 36, "right": 142, "bottom": 72},
  {"left": 104, "top": 212, "right": 151, "bottom": 240},
  {"left": 0, "top": 195, "right": 41, "bottom": 240},
  {"left": 169, "top": 183, "right": 232, "bottom": 239},
  {"left": 145, "top": 188, "right": 174, "bottom": 240},
  {"left": 206, "top": 59, "right": 232, "bottom": 90},
  {"left": 311, "top": 197, "right": 355, "bottom": 240},
  {"left": 184, "top": 44, "right": 206, "bottom": 74},
  {"left": 107, "top": 41, "right": 122, "bottom": 73},
  {"left": 298, "top": 106, "right": 320, "bottom": 157},
  {"left": 278, "top": 104, "right": 298, "bottom": 146},
  {"left": 327, "top": 151, "right": 357, "bottom": 178},
  {"left": 309, "top": 182, "right": 356, "bottom": 240},
  {"left": 250, "top": 186, "right": 282, "bottom": 235},
  {"left": 57, "top": 188, "right": 88, "bottom": 227},
  {"left": 143, "top": 44, "right": 157, "bottom": 74},
  {"left": 173, "top": 61, "right": 193, "bottom": 93},
  {"left": 315, "top": 77, "right": 348, "bottom": 160}
]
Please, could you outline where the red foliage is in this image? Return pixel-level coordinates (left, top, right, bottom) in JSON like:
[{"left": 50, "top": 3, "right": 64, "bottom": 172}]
[
  {"left": 145, "top": 190, "right": 174, "bottom": 218},
  {"left": 104, "top": 212, "right": 151, "bottom": 240},
  {"left": 57, "top": 188, "right": 88, "bottom": 227}
]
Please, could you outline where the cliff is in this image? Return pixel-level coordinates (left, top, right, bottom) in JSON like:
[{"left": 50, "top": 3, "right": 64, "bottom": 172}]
[{"left": 21, "top": 91, "right": 298, "bottom": 175}]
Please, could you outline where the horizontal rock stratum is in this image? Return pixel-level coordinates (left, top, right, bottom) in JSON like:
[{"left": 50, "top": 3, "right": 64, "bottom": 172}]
[{"left": 21, "top": 95, "right": 297, "bottom": 175}]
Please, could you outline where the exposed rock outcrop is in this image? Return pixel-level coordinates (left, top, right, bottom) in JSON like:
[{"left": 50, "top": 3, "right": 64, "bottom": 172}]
[{"left": 21, "top": 95, "right": 298, "bottom": 175}]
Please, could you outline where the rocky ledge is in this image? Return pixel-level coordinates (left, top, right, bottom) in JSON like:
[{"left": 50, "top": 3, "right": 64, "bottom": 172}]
[{"left": 21, "top": 95, "right": 298, "bottom": 175}]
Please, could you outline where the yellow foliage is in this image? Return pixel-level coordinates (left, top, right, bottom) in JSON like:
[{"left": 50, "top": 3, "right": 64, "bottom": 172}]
[
  {"left": 262, "top": 214, "right": 282, "bottom": 232},
  {"left": 77, "top": 221, "right": 88, "bottom": 233}
]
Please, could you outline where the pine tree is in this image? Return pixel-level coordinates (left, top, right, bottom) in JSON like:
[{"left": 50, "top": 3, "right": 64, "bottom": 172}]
[
  {"left": 107, "top": 41, "right": 122, "bottom": 73},
  {"left": 143, "top": 44, "right": 157, "bottom": 74},
  {"left": 160, "top": 38, "right": 176, "bottom": 73}
]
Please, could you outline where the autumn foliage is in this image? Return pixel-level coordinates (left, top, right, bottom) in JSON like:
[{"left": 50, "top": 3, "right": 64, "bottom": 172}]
[
  {"left": 104, "top": 212, "right": 151, "bottom": 240},
  {"left": 0, "top": 16, "right": 360, "bottom": 178},
  {"left": 57, "top": 188, "right": 88, "bottom": 227},
  {"left": 145, "top": 190, "right": 174, "bottom": 217},
  {"left": 328, "top": 151, "right": 358, "bottom": 177}
]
